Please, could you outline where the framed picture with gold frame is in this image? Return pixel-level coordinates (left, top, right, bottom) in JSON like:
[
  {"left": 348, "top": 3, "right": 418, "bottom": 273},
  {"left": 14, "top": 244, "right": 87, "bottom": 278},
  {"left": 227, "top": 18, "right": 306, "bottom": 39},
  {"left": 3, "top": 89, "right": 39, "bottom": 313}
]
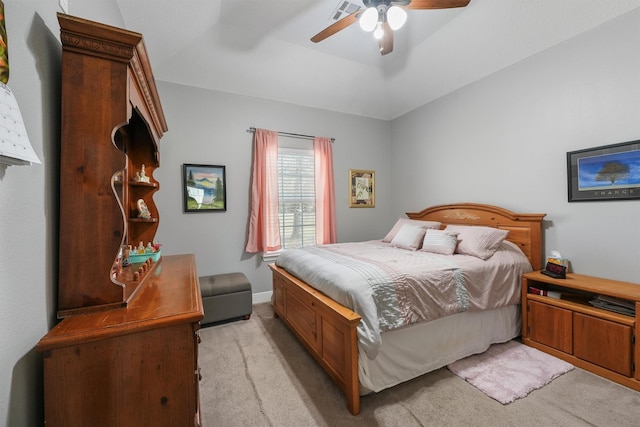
[{"left": 349, "top": 169, "right": 375, "bottom": 208}]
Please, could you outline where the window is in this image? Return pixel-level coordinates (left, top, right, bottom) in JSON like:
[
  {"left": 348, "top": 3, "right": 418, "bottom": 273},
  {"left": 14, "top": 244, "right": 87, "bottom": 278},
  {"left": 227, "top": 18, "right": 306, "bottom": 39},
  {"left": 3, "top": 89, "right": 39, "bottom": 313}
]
[
  {"left": 246, "top": 128, "right": 334, "bottom": 257},
  {"left": 277, "top": 147, "right": 316, "bottom": 249}
]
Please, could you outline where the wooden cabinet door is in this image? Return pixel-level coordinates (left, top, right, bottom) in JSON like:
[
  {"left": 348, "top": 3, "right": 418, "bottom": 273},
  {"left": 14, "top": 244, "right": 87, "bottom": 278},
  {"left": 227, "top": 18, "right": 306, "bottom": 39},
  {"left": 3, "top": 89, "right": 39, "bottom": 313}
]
[
  {"left": 637, "top": 302, "right": 640, "bottom": 381},
  {"left": 573, "top": 312, "right": 632, "bottom": 376},
  {"left": 528, "top": 300, "right": 573, "bottom": 353}
]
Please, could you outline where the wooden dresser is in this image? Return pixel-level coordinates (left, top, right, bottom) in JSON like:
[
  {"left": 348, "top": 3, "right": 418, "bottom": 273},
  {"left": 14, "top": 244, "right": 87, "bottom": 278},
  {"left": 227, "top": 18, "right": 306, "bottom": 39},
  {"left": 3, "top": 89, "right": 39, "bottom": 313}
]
[
  {"left": 37, "top": 15, "right": 203, "bottom": 426},
  {"left": 37, "top": 255, "right": 203, "bottom": 426}
]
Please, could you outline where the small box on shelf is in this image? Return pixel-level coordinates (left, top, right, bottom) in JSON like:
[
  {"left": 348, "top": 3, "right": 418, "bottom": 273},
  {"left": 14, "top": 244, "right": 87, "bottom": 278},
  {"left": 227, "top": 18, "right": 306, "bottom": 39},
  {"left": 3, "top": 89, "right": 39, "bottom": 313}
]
[{"left": 129, "top": 249, "right": 161, "bottom": 264}]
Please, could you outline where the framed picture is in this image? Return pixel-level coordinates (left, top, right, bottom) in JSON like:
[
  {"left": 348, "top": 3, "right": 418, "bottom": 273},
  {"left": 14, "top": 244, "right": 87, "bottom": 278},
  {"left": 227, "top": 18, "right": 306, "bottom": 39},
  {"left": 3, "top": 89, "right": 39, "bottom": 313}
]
[
  {"left": 349, "top": 169, "right": 375, "bottom": 208},
  {"left": 182, "top": 164, "right": 227, "bottom": 212},
  {"left": 567, "top": 140, "right": 640, "bottom": 202}
]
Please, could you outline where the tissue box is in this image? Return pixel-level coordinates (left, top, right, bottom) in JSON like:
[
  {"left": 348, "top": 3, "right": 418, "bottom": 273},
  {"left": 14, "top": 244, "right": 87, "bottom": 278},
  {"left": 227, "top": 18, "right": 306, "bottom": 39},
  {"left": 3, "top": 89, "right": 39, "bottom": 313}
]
[{"left": 547, "top": 257, "right": 568, "bottom": 267}]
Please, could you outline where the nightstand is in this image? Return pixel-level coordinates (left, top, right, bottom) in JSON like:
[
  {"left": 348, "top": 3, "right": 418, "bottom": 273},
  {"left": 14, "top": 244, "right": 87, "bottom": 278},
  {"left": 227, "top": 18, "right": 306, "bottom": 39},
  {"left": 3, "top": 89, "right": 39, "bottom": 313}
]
[{"left": 521, "top": 270, "right": 640, "bottom": 392}]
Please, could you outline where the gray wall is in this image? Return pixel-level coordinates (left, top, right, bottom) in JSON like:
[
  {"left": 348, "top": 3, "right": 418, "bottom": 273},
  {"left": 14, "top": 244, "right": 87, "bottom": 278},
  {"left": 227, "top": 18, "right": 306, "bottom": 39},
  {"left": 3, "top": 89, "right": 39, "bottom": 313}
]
[
  {"left": 153, "top": 84, "right": 392, "bottom": 296},
  {"left": 0, "top": 2, "right": 62, "bottom": 426},
  {"left": 390, "top": 9, "right": 640, "bottom": 282},
  {"left": 1, "top": 2, "right": 638, "bottom": 426}
]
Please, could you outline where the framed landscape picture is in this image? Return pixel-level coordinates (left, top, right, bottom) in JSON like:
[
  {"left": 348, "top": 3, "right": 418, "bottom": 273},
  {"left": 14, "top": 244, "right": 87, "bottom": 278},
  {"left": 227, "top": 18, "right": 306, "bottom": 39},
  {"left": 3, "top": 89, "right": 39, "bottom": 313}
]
[
  {"left": 182, "top": 164, "right": 227, "bottom": 212},
  {"left": 567, "top": 140, "right": 640, "bottom": 202},
  {"left": 349, "top": 169, "right": 375, "bottom": 208}
]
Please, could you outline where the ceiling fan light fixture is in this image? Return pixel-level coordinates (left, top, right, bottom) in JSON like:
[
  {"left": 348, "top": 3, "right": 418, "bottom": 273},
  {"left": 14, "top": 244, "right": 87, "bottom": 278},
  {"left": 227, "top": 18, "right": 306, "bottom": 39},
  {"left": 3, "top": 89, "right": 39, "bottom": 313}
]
[
  {"left": 359, "top": 7, "right": 378, "bottom": 32},
  {"left": 387, "top": 6, "right": 407, "bottom": 31},
  {"left": 373, "top": 21, "right": 384, "bottom": 40}
]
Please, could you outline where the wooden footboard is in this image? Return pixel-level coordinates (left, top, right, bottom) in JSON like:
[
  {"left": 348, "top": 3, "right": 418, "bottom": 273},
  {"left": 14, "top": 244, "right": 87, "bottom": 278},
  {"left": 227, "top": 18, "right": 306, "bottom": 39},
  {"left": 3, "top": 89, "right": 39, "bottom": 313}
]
[{"left": 269, "top": 264, "right": 362, "bottom": 415}]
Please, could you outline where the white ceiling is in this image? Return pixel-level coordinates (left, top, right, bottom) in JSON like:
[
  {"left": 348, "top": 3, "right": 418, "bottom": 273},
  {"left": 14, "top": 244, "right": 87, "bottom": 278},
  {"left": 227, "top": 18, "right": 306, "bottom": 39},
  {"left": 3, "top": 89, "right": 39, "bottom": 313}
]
[{"left": 69, "top": 0, "right": 640, "bottom": 120}]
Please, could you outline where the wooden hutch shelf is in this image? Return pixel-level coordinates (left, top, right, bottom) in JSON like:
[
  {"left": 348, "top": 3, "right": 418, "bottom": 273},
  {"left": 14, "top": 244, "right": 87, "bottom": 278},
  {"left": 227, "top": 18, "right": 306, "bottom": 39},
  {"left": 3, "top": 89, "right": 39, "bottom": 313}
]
[{"left": 55, "top": 12, "right": 169, "bottom": 317}]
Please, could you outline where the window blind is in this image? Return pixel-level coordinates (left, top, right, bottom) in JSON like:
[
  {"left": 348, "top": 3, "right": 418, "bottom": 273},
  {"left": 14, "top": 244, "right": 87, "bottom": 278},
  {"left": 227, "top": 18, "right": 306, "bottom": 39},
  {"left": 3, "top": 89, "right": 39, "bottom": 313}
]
[{"left": 278, "top": 147, "right": 316, "bottom": 249}]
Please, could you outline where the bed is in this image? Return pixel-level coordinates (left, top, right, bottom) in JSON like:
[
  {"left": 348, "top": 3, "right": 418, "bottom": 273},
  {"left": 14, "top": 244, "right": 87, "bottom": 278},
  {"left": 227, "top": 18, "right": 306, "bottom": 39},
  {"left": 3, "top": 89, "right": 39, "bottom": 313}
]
[{"left": 269, "top": 203, "right": 546, "bottom": 415}]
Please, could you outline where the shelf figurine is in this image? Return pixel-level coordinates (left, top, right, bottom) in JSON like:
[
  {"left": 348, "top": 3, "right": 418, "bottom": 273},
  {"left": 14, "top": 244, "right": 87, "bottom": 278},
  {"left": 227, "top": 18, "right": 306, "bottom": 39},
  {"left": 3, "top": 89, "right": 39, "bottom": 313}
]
[
  {"left": 137, "top": 198, "right": 151, "bottom": 219},
  {"left": 139, "top": 164, "right": 150, "bottom": 183},
  {"left": 121, "top": 245, "right": 131, "bottom": 266}
]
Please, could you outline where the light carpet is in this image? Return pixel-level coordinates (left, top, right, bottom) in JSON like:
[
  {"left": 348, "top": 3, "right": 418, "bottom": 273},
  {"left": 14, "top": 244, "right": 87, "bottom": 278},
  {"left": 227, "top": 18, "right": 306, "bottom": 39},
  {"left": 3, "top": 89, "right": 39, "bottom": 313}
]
[
  {"left": 198, "top": 303, "right": 640, "bottom": 426},
  {"left": 447, "top": 340, "right": 574, "bottom": 404}
]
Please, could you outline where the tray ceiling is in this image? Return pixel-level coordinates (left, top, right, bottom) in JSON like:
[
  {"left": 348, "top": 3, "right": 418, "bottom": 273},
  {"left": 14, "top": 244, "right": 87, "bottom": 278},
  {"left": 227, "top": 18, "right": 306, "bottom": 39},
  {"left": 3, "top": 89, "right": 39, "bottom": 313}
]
[{"left": 67, "top": 0, "right": 640, "bottom": 120}]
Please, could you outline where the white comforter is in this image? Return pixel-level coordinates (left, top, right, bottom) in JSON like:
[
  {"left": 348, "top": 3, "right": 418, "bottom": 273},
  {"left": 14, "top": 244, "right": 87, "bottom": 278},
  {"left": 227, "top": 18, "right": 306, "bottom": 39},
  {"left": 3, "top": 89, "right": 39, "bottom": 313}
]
[{"left": 275, "top": 240, "right": 531, "bottom": 360}]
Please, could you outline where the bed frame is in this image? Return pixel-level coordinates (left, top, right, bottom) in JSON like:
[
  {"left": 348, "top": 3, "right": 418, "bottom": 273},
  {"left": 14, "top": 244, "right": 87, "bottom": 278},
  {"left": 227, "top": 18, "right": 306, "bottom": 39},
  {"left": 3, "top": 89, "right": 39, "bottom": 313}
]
[{"left": 269, "top": 203, "right": 546, "bottom": 415}]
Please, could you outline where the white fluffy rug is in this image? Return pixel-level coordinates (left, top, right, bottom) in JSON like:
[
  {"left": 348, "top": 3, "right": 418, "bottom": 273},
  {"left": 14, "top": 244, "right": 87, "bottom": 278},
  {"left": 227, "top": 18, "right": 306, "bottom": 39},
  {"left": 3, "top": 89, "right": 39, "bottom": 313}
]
[{"left": 447, "top": 340, "right": 574, "bottom": 404}]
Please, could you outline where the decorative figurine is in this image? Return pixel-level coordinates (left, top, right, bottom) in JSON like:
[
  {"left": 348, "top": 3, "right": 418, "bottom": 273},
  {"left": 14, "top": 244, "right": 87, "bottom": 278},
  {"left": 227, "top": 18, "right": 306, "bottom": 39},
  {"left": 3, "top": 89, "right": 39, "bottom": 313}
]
[
  {"left": 114, "top": 247, "right": 123, "bottom": 276},
  {"left": 137, "top": 199, "right": 151, "bottom": 219},
  {"left": 139, "top": 164, "right": 150, "bottom": 183},
  {"left": 121, "top": 245, "right": 131, "bottom": 266},
  {"left": 137, "top": 241, "right": 145, "bottom": 254}
]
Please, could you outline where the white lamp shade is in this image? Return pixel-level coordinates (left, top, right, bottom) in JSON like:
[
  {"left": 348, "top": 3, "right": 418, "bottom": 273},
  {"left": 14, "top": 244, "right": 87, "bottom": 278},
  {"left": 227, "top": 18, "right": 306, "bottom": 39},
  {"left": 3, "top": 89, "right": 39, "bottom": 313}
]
[
  {"left": 387, "top": 6, "right": 407, "bottom": 31},
  {"left": 0, "top": 83, "right": 41, "bottom": 165},
  {"left": 359, "top": 7, "right": 378, "bottom": 32}
]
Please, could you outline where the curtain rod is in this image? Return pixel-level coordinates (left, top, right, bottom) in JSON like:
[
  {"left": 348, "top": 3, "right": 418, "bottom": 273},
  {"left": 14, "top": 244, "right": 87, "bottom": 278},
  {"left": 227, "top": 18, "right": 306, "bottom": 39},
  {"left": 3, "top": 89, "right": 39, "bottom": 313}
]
[{"left": 247, "top": 127, "right": 334, "bottom": 143}]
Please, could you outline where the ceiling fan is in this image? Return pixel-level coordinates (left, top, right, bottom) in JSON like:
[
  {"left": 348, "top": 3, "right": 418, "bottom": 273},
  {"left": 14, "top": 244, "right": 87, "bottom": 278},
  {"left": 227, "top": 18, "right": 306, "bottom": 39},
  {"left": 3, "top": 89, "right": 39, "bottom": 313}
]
[{"left": 311, "top": 0, "right": 471, "bottom": 56}]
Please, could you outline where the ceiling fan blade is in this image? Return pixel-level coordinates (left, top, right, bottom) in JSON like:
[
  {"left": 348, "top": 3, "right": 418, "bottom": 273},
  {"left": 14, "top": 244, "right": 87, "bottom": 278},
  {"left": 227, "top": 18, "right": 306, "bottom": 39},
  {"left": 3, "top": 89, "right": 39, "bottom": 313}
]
[
  {"left": 311, "top": 11, "right": 360, "bottom": 43},
  {"left": 406, "top": 0, "right": 471, "bottom": 10},
  {"left": 379, "top": 22, "right": 393, "bottom": 56}
]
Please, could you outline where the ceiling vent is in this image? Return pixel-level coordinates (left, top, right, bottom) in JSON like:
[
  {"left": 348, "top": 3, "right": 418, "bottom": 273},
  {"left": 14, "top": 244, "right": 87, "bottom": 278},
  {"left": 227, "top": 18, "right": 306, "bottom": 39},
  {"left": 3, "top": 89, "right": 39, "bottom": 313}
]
[{"left": 330, "top": 1, "right": 361, "bottom": 21}]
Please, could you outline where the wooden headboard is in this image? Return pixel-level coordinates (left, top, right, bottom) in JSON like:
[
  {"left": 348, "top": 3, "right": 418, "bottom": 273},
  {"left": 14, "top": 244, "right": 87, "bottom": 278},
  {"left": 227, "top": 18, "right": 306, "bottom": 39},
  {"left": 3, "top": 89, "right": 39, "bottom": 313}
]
[{"left": 406, "top": 203, "right": 546, "bottom": 270}]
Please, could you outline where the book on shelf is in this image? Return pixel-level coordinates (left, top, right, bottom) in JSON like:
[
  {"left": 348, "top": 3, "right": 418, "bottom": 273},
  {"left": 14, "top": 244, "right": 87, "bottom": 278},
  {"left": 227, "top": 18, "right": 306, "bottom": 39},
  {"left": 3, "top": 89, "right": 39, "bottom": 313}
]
[{"left": 528, "top": 287, "right": 561, "bottom": 299}]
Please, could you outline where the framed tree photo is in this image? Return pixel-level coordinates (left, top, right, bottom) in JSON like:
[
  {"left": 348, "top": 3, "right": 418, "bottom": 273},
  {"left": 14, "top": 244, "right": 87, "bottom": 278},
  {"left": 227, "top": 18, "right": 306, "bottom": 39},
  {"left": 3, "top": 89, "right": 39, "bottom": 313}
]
[
  {"left": 349, "top": 169, "right": 375, "bottom": 208},
  {"left": 182, "top": 164, "right": 227, "bottom": 212},
  {"left": 567, "top": 140, "right": 640, "bottom": 202}
]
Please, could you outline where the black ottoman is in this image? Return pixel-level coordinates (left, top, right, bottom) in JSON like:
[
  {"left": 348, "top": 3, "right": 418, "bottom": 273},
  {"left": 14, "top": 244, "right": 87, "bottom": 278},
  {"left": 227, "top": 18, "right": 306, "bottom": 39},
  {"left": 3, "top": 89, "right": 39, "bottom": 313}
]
[{"left": 199, "top": 272, "right": 252, "bottom": 325}]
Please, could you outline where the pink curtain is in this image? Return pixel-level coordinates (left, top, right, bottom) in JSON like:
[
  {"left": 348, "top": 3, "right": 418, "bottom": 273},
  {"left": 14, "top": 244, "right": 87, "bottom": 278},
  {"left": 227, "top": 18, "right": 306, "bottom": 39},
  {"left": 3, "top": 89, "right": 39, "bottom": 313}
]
[
  {"left": 313, "top": 137, "right": 337, "bottom": 244},
  {"left": 246, "top": 129, "right": 281, "bottom": 253}
]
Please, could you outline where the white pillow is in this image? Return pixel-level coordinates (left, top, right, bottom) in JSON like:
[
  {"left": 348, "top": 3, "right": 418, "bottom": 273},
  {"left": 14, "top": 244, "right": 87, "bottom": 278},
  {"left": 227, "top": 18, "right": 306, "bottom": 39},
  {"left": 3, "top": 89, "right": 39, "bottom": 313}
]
[
  {"left": 390, "top": 224, "right": 427, "bottom": 251},
  {"left": 421, "top": 229, "right": 459, "bottom": 255},
  {"left": 383, "top": 218, "right": 441, "bottom": 243},
  {"left": 444, "top": 225, "right": 509, "bottom": 260}
]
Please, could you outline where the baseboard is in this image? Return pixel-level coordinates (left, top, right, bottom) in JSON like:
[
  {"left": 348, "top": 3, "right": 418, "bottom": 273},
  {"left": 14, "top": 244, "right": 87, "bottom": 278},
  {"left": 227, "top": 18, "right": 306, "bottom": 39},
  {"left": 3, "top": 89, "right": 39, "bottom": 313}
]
[{"left": 252, "top": 290, "right": 272, "bottom": 305}]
